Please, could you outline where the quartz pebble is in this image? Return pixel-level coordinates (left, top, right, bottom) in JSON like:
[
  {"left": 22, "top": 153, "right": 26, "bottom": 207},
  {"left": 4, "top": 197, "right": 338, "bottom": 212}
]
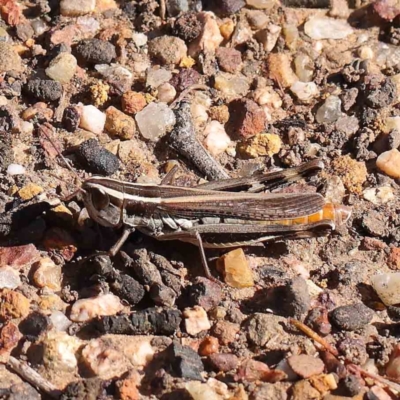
[
  {"left": 253, "top": 86, "right": 282, "bottom": 108},
  {"left": 79, "top": 105, "right": 106, "bottom": 134},
  {"left": 203, "top": 121, "right": 231, "bottom": 156},
  {"left": 376, "top": 149, "right": 400, "bottom": 178},
  {"left": 184, "top": 306, "right": 211, "bottom": 335},
  {"left": 45, "top": 53, "right": 77, "bottom": 84},
  {"left": 6, "top": 164, "right": 25, "bottom": 175},
  {"left": 157, "top": 83, "right": 176, "bottom": 104},
  {"left": 185, "top": 381, "right": 223, "bottom": 400},
  {"left": 189, "top": 12, "right": 224, "bottom": 57},
  {"left": 363, "top": 186, "right": 394, "bottom": 205},
  {"left": 146, "top": 68, "right": 173, "bottom": 89},
  {"left": 0, "top": 267, "right": 21, "bottom": 289},
  {"left": 132, "top": 32, "right": 147, "bottom": 47},
  {"left": 69, "top": 294, "right": 124, "bottom": 322},
  {"left": 60, "top": 0, "right": 95, "bottom": 16},
  {"left": 246, "top": 0, "right": 276, "bottom": 9},
  {"left": 135, "top": 102, "right": 176, "bottom": 141},
  {"left": 32, "top": 257, "right": 62, "bottom": 291},
  {"left": 294, "top": 54, "right": 314, "bottom": 82},
  {"left": 105, "top": 106, "right": 136, "bottom": 140},
  {"left": 217, "top": 249, "right": 254, "bottom": 288},
  {"left": 214, "top": 72, "right": 250, "bottom": 98},
  {"left": 304, "top": 17, "right": 353, "bottom": 40},
  {"left": 268, "top": 53, "right": 298, "bottom": 88},
  {"left": 49, "top": 311, "right": 72, "bottom": 332},
  {"left": 371, "top": 273, "right": 400, "bottom": 305},
  {"left": 41, "top": 331, "right": 81, "bottom": 371},
  {"left": 316, "top": 95, "right": 342, "bottom": 124},
  {"left": 290, "top": 81, "right": 319, "bottom": 102}
]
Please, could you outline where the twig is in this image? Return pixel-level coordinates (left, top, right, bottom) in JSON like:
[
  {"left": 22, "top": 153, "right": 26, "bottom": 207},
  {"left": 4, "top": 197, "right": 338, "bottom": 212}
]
[
  {"left": 348, "top": 364, "right": 400, "bottom": 393},
  {"left": 7, "top": 356, "right": 61, "bottom": 399},
  {"left": 160, "top": 0, "right": 166, "bottom": 20},
  {"left": 288, "top": 318, "right": 339, "bottom": 357},
  {"left": 169, "top": 101, "right": 230, "bottom": 181},
  {"left": 54, "top": 84, "right": 73, "bottom": 122},
  {"left": 169, "top": 84, "right": 210, "bottom": 109}
]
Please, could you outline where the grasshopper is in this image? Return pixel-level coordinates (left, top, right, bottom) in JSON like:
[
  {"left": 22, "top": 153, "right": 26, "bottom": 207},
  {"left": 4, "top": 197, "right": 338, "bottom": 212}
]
[{"left": 76, "top": 159, "right": 351, "bottom": 278}]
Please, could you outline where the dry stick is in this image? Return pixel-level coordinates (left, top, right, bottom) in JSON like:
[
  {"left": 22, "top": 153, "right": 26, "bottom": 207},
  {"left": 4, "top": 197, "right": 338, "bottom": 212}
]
[
  {"left": 169, "top": 84, "right": 210, "bottom": 110},
  {"left": 288, "top": 318, "right": 339, "bottom": 357},
  {"left": 54, "top": 85, "right": 73, "bottom": 122},
  {"left": 7, "top": 356, "right": 61, "bottom": 399},
  {"left": 169, "top": 101, "right": 230, "bottom": 181},
  {"left": 348, "top": 364, "right": 400, "bottom": 394}
]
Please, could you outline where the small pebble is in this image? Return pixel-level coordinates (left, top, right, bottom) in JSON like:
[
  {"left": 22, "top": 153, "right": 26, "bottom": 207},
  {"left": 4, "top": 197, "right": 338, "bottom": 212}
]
[
  {"left": 49, "top": 310, "right": 72, "bottom": 332},
  {"left": 316, "top": 95, "right": 342, "bottom": 124},
  {"left": 363, "top": 186, "right": 394, "bottom": 205},
  {"left": 6, "top": 164, "right": 25, "bottom": 176},
  {"left": 0, "top": 289, "right": 30, "bottom": 321},
  {"left": 245, "top": 313, "right": 287, "bottom": 347},
  {"left": 18, "top": 183, "right": 43, "bottom": 201},
  {"left": 157, "top": 83, "right": 176, "bottom": 104},
  {"left": 287, "top": 355, "right": 325, "bottom": 378},
  {"left": 121, "top": 91, "right": 147, "bottom": 115},
  {"left": 208, "top": 353, "right": 239, "bottom": 372},
  {"left": 294, "top": 53, "right": 314, "bottom": 82},
  {"left": 246, "top": 0, "right": 276, "bottom": 9},
  {"left": 214, "top": 72, "right": 250, "bottom": 98},
  {"left": 268, "top": 53, "right": 298, "bottom": 88},
  {"left": 228, "top": 98, "right": 266, "bottom": 139},
  {"left": 45, "top": 53, "right": 77, "bottom": 84},
  {"left": 376, "top": 149, "right": 400, "bottom": 178},
  {"left": 105, "top": 106, "right": 136, "bottom": 140},
  {"left": 132, "top": 32, "right": 147, "bottom": 47},
  {"left": 0, "top": 43, "right": 22, "bottom": 74},
  {"left": 238, "top": 133, "right": 282, "bottom": 158},
  {"left": 79, "top": 105, "right": 106, "bottom": 134},
  {"left": 0, "top": 244, "right": 40, "bottom": 270},
  {"left": 135, "top": 102, "right": 176, "bottom": 142},
  {"left": 146, "top": 68, "right": 172, "bottom": 89},
  {"left": 19, "top": 312, "right": 50, "bottom": 338},
  {"left": 32, "top": 257, "right": 62, "bottom": 291},
  {"left": 187, "top": 277, "right": 222, "bottom": 311},
  {"left": 216, "top": 47, "right": 242, "bottom": 73},
  {"left": 96, "top": 64, "right": 133, "bottom": 95},
  {"left": 60, "top": 0, "right": 96, "bottom": 16},
  {"left": 185, "top": 381, "right": 221, "bottom": 400},
  {"left": 25, "top": 79, "right": 63, "bottom": 102},
  {"left": 216, "top": 249, "right": 254, "bottom": 288},
  {"left": 168, "top": 342, "right": 204, "bottom": 380},
  {"left": 371, "top": 273, "right": 400, "bottom": 305},
  {"left": 183, "top": 306, "right": 211, "bottom": 336},
  {"left": 110, "top": 274, "right": 145, "bottom": 305},
  {"left": 70, "top": 293, "right": 124, "bottom": 322},
  {"left": 148, "top": 36, "right": 187, "bottom": 65},
  {"left": 0, "top": 267, "right": 21, "bottom": 289},
  {"left": 304, "top": 17, "right": 353, "bottom": 40},
  {"left": 62, "top": 105, "right": 81, "bottom": 132},
  {"left": 212, "top": 320, "right": 240, "bottom": 345},
  {"left": 75, "top": 39, "right": 116, "bottom": 64},
  {"left": 203, "top": 120, "right": 231, "bottom": 156},
  {"left": 281, "top": 276, "right": 311, "bottom": 318},
  {"left": 199, "top": 336, "right": 219, "bottom": 356},
  {"left": 329, "top": 303, "right": 374, "bottom": 331},
  {"left": 290, "top": 81, "right": 319, "bottom": 102}
]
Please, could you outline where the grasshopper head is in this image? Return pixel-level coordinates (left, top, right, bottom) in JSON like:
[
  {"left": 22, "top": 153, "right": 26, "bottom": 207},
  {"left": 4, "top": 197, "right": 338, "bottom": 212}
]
[{"left": 82, "top": 178, "right": 124, "bottom": 228}]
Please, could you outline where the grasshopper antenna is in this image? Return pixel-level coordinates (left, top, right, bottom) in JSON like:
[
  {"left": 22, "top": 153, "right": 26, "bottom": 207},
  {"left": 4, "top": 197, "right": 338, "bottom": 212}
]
[{"left": 38, "top": 124, "right": 85, "bottom": 199}]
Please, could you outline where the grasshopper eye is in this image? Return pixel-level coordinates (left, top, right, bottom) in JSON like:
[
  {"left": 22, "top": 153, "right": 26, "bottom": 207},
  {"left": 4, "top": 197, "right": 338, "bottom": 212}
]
[{"left": 91, "top": 188, "right": 110, "bottom": 210}]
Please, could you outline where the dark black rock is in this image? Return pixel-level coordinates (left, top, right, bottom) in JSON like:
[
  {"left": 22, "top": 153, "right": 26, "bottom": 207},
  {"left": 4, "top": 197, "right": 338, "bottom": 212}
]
[
  {"left": 110, "top": 273, "right": 145, "bottom": 305},
  {"left": 186, "top": 277, "right": 222, "bottom": 311},
  {"left": 62, "top": 106, "right": 80, "bottom": 132},
  {"left": 25, "top": 79, "right": 62, "bottom": 102},
  {"left": 19, "top": 312, "right": 50, "bottom": 339},
  {"left": 75, "top": 39, "right": 116, "bottom": 64},
  {"left": 173, "top": 12, "right": 202, "bottom": 42},
  {"left": 131, "top": 308, "right": 182, "bottom": 335},
  {"left": 339, "top": 375, "right": 362, "bottom": 397},
  {"left": 168, "top": 342, "right": 204, "bottom": 380},
  {"left": 77, "top": 139, "right": 119, "bottom": 176},
  {"left": 94, "top": 308, "right": 182, "bottom": 336},
  {"left": 281, "top": 276, "right": 311, "bottom": 318},
  {"left": 330, "top": 303, "right": 374, "bottom": 331}
]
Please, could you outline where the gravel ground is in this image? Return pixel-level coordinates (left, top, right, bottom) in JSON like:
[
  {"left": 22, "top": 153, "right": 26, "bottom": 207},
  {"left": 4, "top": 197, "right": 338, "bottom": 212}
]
[{"left": 0, "top": 0, "right": 399, "bottom": 399}]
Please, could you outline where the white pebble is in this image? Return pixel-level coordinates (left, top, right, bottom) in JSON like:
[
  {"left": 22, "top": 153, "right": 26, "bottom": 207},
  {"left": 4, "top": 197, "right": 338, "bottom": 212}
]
[
  {"left": 203, "top": 120, "right": 231, "bottom": 156},
  {"left": 304, "top": 17, "right": 353, "bottom": 40},
  {"left": 290, "top": 81, "right": 319, "bottom": 102},
  {"left": 132, "top": 32, "right": 148, "bottom": 47},
  {"left": 183, "top": 306, "right": 211, "bottom": 335},
  {"left": 363, "top": 186, "right": 394, "bottom": 205},
  {"left": 157, "top": 82, "right": 176, "bottom": 104},
  {"left": 371, "top": 273, "right": 400, "bottom": 306},
  {"left": 376, "top": 149, "right": 400, "bottom": 179},
  {"left": 49, "top": 311, "right": 72, "bottom": 332},
  {"left": 69, "top": 294, "right": 124, "bottom": 322},
  {"left": 7, "top": 164, "right": 26, "bottom": 176},
  {"left": 79, "top": 105, "right": 106, "bottom": 134},
  {"left": 0, "top": 266, "right": 21, "bottom": 289}
]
